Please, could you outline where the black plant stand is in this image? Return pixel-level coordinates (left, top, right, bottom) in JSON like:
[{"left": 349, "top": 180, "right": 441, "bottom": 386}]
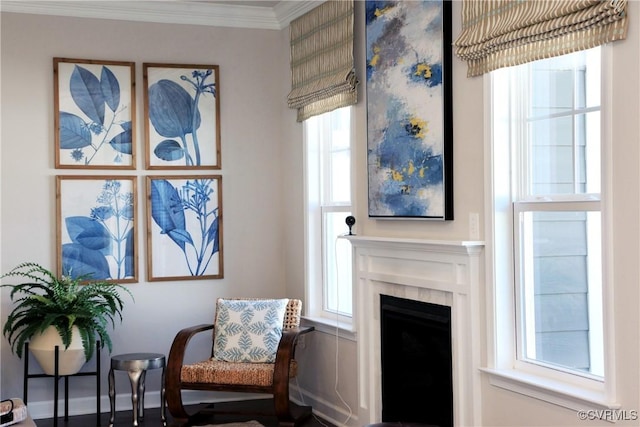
[{"left": 23, "top": 341, "right": 101, "bottom": 427}]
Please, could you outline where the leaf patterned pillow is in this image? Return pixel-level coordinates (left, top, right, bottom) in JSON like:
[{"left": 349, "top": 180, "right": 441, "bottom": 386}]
[{"left": 213, "top": 299, "right": 289, "bottom": 363}]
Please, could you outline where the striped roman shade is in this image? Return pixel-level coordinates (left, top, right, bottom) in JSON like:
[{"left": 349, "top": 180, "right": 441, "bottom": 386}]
[
  {"left": 287, "top": 0, "right": 358, "bottom": 122},
  {"left": 454, "top": 0, "right": 629, "bottom": 77}
]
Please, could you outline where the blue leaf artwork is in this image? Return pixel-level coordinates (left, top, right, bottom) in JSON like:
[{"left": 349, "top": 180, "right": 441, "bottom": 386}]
[
  {"left": 59, "top": 112, "right": 92, "bottom": 149},
  {"left": 365, "top": 1, "right": 452, "bottom": 218},
  {"left": 148, "top": 176, "right": 222, "bottom": 279},
  {"left": 149, "top": 80, "right": 202, "bottom": 138},
  {"left": 70, "top": 65, "right": 106, "bottom": 125},
  {"left": 145, "top": 64, "right": 220, "bottom": 168},
  {"left": 55, "top": 59, "right": 134, "bottom": 167},
  {"left": 59, "top": 178, "right": 136, "bottom": 282}
]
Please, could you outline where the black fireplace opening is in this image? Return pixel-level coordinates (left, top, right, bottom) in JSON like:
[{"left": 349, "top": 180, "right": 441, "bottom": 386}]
[{"left": 380, "top": 294, "right": 453, "bottom": 427}]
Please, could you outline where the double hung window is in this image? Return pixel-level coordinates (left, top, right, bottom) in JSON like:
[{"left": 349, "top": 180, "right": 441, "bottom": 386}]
[
  {"left": 488, "top": 47, "right": 613, "bottom": 406},
  {"left": 304, "top": 107, "right": 353, "bottom": 326}
]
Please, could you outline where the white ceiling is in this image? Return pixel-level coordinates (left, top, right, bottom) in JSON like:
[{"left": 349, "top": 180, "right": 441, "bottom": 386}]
[{"left": 0, "top": 1, "right": 322, "bottom": 30}]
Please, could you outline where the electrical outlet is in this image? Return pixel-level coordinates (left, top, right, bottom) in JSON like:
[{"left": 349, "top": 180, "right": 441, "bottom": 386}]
[
  {"left": 297, "top": 334, "right": 306, "bottom": 349},
  {"left": 469, "top": 213, "right": 480, "bottom": 240}
]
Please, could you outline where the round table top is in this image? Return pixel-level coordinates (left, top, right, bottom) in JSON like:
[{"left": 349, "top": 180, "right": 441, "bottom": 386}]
[{"left": 110, "top": 353, "right": 165, "bottom": 370}]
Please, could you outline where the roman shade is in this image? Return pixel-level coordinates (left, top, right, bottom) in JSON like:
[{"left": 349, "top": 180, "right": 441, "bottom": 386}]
[
  {"left": 287, "top": 0, "right": 358, "bottom": 122},
  {"left": 454, "top": 0, "right": 629, "bottom": 77}
]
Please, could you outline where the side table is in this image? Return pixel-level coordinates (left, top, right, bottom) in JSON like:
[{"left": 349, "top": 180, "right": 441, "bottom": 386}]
[{"left": 108, "top": 353, "right": 166, "bottom": 427}]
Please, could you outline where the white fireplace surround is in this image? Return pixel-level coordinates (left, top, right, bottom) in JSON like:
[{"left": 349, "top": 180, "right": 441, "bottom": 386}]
[{"left": 346, "top": 235, "right": 484, "bottom": 426}]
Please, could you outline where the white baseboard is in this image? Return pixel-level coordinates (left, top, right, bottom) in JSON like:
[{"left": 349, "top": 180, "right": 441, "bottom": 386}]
[
  {"left": 28, "top": 390, "right": 266, "bottom": 420},
  {"left": 290, "top": 384, "right": 359, "bottom": 427},
  {"left": 28, "top": 385, "right": 358, "bottom": 426}
]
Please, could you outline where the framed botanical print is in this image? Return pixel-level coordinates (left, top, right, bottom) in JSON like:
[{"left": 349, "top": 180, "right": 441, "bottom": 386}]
[
  {"left": 146, "top": 175, "right": 223, "bottom": 281},
  {"left": 143, "top": 63, "right": 221, "bottom": 169},
  {"left": 54, "top": 58, "right": 136, "bottom": 169},
  {"left": 57, "top": 175, "right": 138, "bottom": 283}
]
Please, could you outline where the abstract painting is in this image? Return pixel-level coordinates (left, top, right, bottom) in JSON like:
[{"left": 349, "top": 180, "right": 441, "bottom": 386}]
[
  {"left": 366, "top": 0, "right": 453, "bottom": 219},
  {"left": 54, "top": 58, "right": 135, "bottom": 169},
  {"left": 146, "top": 175, "right": 223, "bottom": 281},
  {"left": 143, "top": 63, "right": 221, "bottom": 169},
  {"left": 57, "top": 176, "right": 137, "bottom": 283}
]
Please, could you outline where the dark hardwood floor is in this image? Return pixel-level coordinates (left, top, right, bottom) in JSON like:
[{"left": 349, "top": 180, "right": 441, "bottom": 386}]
[{"left": 34, "top": 399, "right": 335, "bottom": 427}]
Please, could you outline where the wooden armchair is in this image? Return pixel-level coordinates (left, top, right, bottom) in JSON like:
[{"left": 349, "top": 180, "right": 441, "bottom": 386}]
[{"left": 165, "top": 298, "right": 314, "bottom": 426}]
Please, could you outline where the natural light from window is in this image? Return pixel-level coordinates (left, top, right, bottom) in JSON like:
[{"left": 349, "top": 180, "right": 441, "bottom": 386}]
[
  {"left": 490, "top": 46, "right": 607, "bottom": 399},
  {"left": 305, "top": 107, "right": 353, "bottom": 323}
]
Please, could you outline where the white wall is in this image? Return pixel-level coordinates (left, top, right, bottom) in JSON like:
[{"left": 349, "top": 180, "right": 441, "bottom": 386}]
[
  {"left": 3, "top": 1, "right": 640, "bottom": 426},
  {"left": 482, "top": 1, "right": 640, "bottom": 426},
  {"left": 284, "top": 1, "right": 640, "bottom": 427},
  {"left": 283, "top": 2, "right": 484, "bottom": 424},
  {"left": 0, "top": 11, "right": 295, "bottom": 416},
  {"left": 478, "top": 2, "right": 640, "bottom": 426}
]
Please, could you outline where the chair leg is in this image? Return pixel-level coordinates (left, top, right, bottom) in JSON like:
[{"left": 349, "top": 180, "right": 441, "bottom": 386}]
[
  {"left": 165, "top": 385, "right": 190, "bottom": 423},
  {"left": 274, "top": 393, "right": 294, "bottom": 426},
  {"left": 274, "top": 394, "right": 312, "bottom": 427}
]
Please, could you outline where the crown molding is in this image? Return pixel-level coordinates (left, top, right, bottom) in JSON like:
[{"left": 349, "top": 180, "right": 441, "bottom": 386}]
[
  {"left": 274, "top": 0, "right": 323, "bottom": 27},
  {"left": 0, "top": 1, "right": 322, "bottom": 30}
]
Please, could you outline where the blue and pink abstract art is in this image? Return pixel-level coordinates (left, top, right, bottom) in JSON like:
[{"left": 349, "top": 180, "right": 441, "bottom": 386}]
[{"left": 366, "top": 0, "right": 453, "bottom": 219}]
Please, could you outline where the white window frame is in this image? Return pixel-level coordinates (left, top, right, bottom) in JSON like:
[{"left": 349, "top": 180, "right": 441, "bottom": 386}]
[
  {"left": 303, "top": 107, "right": 355, "bottom": 333},
  {"left": 481, "top": 47, "right": 618, "bottom": 410}
]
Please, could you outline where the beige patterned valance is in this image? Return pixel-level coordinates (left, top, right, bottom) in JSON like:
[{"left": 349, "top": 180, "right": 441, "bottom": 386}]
[
  {"left": 453, "top": 0, "right": 629, "bottom": 77},
  {"left": 287, "top": 0, "right": 358, "bottom": 122}
]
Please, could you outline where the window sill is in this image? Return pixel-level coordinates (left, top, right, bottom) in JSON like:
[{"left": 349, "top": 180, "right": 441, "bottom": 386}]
[
  {"left": 481, "top": 367, "right": 619, "bottom": 411},
  {"left": 301, "top": 315, "right": 357, "bottom": 341}
]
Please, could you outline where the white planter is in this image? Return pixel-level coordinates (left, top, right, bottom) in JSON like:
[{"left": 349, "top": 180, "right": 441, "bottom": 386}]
[{"left": 29, "top": 326, "right": 86, "bottom": 375}]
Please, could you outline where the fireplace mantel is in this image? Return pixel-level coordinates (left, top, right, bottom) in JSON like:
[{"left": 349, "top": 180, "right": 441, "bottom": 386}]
[{"left": 345, "top": 235, "right": 484, "bottom": 426}]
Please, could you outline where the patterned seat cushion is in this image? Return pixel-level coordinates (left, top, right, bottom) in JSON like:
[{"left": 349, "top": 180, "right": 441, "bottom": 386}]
[{"left": 180, "top": 358, "right": 298, "bottom": 387}]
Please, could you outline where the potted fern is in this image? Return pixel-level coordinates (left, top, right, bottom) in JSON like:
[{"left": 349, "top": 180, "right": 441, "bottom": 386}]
[{"left": 2, "top": 262, "right": 133, "bottom": 375}]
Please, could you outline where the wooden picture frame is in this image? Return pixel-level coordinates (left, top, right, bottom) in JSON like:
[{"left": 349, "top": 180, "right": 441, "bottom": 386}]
[
  {"left": 143, "top": 63, "right": 221, "bottom": 170},
  {"left": 56, "top": 175, "right": 138, "bottom": 283},
  {"left": 146, "top": 175, "right": 223, "bottom": 281},
  {"left": 54, "top": 58, "right": 136, "bottom": 169},
  {"left": 365, "top": 1, "right": 453, "bottom": 219}
]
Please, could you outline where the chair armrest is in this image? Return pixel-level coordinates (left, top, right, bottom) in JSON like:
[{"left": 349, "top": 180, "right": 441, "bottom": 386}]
[
  {"left": 165, "top": 323, "right": 214, "bottom": 419},
  {"left": 286, "top": 326, "right": 315, "bottom": 337},
  {"left": 277, "top": 326, "right": 315, "bottom": 358},
  {"left": 273, "top": 326, "right": 315, "bottom": 386},
  {"left": 166, "top": 324, "right": 214, "bottom": 391}
]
